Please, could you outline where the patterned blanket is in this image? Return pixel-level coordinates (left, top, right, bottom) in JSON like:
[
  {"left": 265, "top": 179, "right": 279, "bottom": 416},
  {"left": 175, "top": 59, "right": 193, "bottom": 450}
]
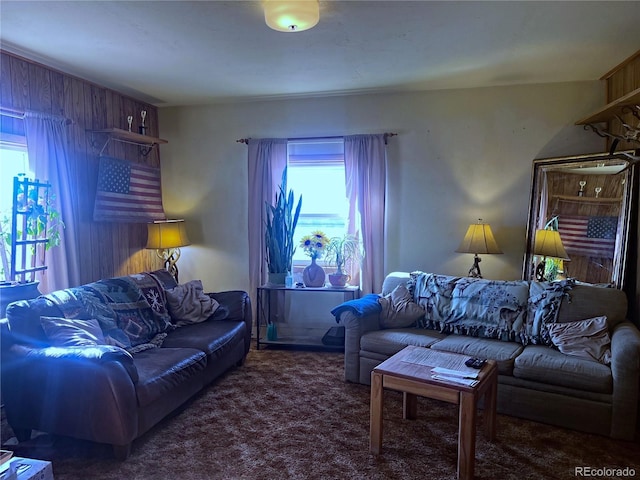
[
  {"left": 413, "top": 272, "right": 529, "bottom": 342},
  {"left": 411, "top": 272, "right": 573, "bottom": 345},
  {"left": 45, "top": 273, "right": 173, "bottom": 351}
]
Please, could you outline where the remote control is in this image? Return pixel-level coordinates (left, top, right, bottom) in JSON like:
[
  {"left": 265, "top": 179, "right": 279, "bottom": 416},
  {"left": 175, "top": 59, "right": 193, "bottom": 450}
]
[{"left": 465, "top": 357, "right": 486, "bottom": 369}]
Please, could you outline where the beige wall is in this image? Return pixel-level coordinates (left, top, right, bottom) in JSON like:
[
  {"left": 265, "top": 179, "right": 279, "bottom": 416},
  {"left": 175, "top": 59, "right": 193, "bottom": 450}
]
[{"left": 158, "top": 81, "right": 605, "bottom": 294}]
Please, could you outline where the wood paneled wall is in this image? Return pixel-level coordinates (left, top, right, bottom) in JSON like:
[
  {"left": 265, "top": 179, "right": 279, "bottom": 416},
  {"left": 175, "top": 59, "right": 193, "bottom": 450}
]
[
  {"left": 602, "top": 49, "right": 640, "bottom": 324},
  {"left": 0, "top": 51, "right": 164, "bottom": 286}
]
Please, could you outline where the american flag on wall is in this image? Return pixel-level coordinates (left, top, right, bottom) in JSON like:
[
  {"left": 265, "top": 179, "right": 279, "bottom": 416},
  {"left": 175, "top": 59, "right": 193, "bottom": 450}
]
[
  {"left": 557, "top": 215, "right": 618, "bottom": 259},
  {"left": 93, "top": 156, "right": 166, "bottom": 222}
]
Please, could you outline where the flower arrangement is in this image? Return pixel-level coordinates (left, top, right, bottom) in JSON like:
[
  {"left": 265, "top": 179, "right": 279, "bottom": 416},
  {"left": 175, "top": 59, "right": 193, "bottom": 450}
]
[{"left": 299, "top": 231, "right": 330, "bottom": 260}]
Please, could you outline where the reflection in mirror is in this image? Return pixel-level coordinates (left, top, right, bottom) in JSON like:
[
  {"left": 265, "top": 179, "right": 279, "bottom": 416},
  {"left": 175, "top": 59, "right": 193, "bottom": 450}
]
[{"left": 524, "top": 152, "right": 637, "bottom": 288}]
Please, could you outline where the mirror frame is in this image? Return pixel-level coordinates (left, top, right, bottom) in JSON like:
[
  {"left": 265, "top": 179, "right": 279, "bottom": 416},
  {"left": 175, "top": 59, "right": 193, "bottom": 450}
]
[{"left": 523, "top": 151, "right": 638, "bottom": 289}]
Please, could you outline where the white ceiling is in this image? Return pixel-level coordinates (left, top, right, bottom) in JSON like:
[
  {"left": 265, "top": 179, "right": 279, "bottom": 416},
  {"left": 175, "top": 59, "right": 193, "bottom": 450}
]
[{"left": 1, "top": 1, "right": 640, "bottom": 107}]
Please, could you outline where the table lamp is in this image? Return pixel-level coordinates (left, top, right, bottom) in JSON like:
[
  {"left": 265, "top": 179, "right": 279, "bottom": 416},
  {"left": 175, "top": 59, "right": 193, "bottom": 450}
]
[
  {"left": 533, "top": 229, "right": 569, "bottom": 282},
  {"left": 455, "top": 219, "right": 503, "bottom": 278},
  {"left": 146, "top": 219, "right": 191, "bottom": 282}
]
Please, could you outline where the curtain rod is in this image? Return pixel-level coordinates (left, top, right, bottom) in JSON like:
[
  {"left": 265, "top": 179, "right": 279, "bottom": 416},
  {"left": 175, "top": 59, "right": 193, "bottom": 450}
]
[
  {"left": 0, "top": 104, "right": 74, "bottom": 125},
  {"left": 236, "top": 132, "right": 398, "bottom": 145}
]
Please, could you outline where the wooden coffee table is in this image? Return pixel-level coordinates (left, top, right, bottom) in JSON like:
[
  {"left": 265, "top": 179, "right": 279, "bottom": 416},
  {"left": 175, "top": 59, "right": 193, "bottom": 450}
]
[{"left": 370, "top": 345, "right": 498, "bottom": 480}]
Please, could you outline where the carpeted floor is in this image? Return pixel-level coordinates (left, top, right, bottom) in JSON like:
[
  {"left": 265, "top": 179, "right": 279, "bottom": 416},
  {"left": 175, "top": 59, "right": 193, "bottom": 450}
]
[{"left": 3, "top": 346, "right": 640, "bottom": 480}]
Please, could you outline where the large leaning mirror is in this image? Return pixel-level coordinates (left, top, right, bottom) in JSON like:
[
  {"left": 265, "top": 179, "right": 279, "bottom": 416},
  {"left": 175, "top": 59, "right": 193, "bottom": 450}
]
[{"left": 523, "top": 151, "right": 638, "bottom": 288}]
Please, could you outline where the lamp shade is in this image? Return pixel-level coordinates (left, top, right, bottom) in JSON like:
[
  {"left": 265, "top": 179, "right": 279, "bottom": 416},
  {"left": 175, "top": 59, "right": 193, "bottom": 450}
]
[
  {"left": 146, "top": 220, "right": 191, "bottom": 249},
  {"left": 456, "top": 222, "right": 503, "bottom": 255},
  {"left": 533, "top": 229, "right": 569, "bottom": 260},
  {"left": 264, "top": 0, "right": 319, "bottom": 32}
]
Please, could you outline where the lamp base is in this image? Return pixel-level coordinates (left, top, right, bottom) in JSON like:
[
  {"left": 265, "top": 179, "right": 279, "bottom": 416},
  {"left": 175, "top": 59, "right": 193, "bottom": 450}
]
[
  {"left": 468, "top": 254, "right": 482, "bottom": 278},
  {"left": 535, "top": 258, "right": 546, "bottom": 282},
  {"left": 156, "top": 248, "right": 181, "bottom": 283}
]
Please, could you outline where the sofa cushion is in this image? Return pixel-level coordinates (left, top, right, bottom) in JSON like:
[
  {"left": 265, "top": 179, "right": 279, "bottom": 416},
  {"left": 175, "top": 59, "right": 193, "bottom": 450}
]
[
  {"left": 360, "top": 328, "right": 446, "bottom": 357},
  {"left": 40, "top": 316, "right": 106, "bottom": 347},
  {"left": 166, "top": 280, "right": 219, "bottom": 326},
  {"left": 429, "top": 334, "right": 523, "bottom": 375},
  {"left": 547, "top": 316, "right": 611, "bottom": 365},
  {"left": 133, "top": 347, "right": 207, "bottom": 407},
  {"left": 162, "top": 320, "right": 246, "bottom": 360},
  {"left": 513, "top": 345, "right": 612, "bottom": 394},
  {"left": 557, "top": 284, "right": 627, "bottom": 328},
  {"left": 378, "top": 284, "right": 424, "bottom": 329}
]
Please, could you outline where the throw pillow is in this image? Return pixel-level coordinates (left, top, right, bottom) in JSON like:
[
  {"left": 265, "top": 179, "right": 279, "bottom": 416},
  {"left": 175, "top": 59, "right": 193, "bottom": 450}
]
[
  {"left": 547, "top": 316, "right": 611, "bottom": 365},
  {"left": 40, "top": 316, "right": 106, "bottom": 347},
  {"left": 166, "top": 280, "right": 220, "bottom": 327},
  {"left": 378, "top": 284, "right": 425, "bottom": 329}
]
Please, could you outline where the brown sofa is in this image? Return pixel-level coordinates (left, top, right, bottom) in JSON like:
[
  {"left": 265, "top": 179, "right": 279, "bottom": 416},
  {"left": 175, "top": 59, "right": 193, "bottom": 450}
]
[{"left": 0, "top": 270, "right": 252, "bottom": 459}]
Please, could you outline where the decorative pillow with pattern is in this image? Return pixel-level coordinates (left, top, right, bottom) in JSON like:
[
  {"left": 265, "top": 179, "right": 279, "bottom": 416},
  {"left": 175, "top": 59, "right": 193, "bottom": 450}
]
[{"left": 82, "top": 276, "right": 173, "bottom": 347}]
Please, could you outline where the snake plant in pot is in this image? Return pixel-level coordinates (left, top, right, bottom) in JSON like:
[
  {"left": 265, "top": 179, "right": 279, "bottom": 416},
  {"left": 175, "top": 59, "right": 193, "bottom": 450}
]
[{"left": 264, "top": 167, "right": 302, "bottom": 285}]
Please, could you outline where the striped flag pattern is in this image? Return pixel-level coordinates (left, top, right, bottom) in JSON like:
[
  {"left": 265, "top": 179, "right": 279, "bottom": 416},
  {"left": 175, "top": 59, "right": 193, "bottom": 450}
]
[
  {"left": 93, "top": 156, "right": 166, "bottom": 222},
  {"left": 557, "top": 215, "right": 617, "bottom": 259}
]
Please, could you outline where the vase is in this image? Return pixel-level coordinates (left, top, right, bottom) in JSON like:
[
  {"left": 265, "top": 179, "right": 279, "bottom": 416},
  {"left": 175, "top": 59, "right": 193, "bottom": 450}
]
[{"left": 303, "top": 257, "right": 326, "bottom": 287}]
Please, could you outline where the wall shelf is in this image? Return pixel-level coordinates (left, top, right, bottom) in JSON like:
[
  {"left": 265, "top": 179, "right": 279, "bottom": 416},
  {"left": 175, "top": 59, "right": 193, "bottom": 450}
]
[
  {"left": 575, "top": 88, "right": 640, "bottom": 149},
  {"left": 552, "top": 194, "right": 622, "bottom": 204},
  {"left": 576, "top": 88, "right": 640, "bottom": 125},
  {"left": 88, "top": 128, "right": 168, "bottom": 156}
]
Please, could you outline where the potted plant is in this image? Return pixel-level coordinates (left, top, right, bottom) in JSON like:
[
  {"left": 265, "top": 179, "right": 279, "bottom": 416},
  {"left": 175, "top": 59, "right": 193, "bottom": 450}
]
[
  {"left": 264, "top": 167, "right": 302, "bottom": 285},
  {"left": 0, "top": 175, "right": 64, "bottom": 315},
  {"left": 299, "top": 230, "right": 330, "bottom": 287},
  {"left": 324, "top": 234, "right": 362, "bottom": 287}
]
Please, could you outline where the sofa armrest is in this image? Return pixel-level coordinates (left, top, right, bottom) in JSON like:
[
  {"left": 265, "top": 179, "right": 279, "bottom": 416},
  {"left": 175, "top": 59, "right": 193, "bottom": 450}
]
[
  {"left": 610, "top": 321, "right": 640, "bottom": 440},
  {"left": 206, "top": 290, "right": 252, "bottom": 356},
  {"left": 1, "top": 343, "right": 139, "bottom": 445},
  {"left": 11, "top": 343, "right": 138, "bottom": 382},
  {"left": 336, "top": 310, "right": 381, "bottom": 383}
]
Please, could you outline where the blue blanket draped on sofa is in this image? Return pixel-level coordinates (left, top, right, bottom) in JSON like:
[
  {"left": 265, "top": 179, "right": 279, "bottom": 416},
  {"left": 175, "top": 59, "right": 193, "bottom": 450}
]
[{"left": 331, "top": 294, "right": 381, "bottom": 322}]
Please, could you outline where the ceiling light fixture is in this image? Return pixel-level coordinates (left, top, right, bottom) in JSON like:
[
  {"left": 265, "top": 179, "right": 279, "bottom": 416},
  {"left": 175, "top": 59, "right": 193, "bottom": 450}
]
[{"left": 264, "top": 0, "right": 319, "bottom": 33}]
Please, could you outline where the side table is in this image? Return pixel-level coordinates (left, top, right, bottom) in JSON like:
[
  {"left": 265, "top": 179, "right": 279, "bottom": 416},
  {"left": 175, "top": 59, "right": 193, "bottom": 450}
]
[
  {"left": 256, "top": 285, "right": 359, "bottom": 350},
  {"left": 370, "top": 346, "right": 497, "bottom": 480}
]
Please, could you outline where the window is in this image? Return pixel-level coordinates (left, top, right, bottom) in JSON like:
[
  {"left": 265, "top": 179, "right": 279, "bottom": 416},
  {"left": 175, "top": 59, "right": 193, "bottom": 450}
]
[
  {"left": 287, "top": 139, "right": 347, "bottom": 270},
  {"left": 0, "top": 134, "right": 32, "bottom": 281}
]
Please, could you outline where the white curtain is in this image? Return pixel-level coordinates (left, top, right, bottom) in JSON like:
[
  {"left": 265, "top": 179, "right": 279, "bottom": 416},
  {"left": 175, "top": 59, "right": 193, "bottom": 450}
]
[
  {"left": 344, "top": 134, "right": 387, "bottom": 294},
  {"left": 23, "top": 111, "right": 80, "bottom": 292},
  {"left": 247, "top": 138, "right": 287, "bottom": 307}
]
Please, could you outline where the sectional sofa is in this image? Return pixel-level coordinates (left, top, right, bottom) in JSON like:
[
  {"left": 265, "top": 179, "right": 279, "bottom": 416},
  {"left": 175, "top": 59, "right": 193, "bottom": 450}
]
[{"left": 334, "top": 271, "right": 640, "bottom": 440}]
